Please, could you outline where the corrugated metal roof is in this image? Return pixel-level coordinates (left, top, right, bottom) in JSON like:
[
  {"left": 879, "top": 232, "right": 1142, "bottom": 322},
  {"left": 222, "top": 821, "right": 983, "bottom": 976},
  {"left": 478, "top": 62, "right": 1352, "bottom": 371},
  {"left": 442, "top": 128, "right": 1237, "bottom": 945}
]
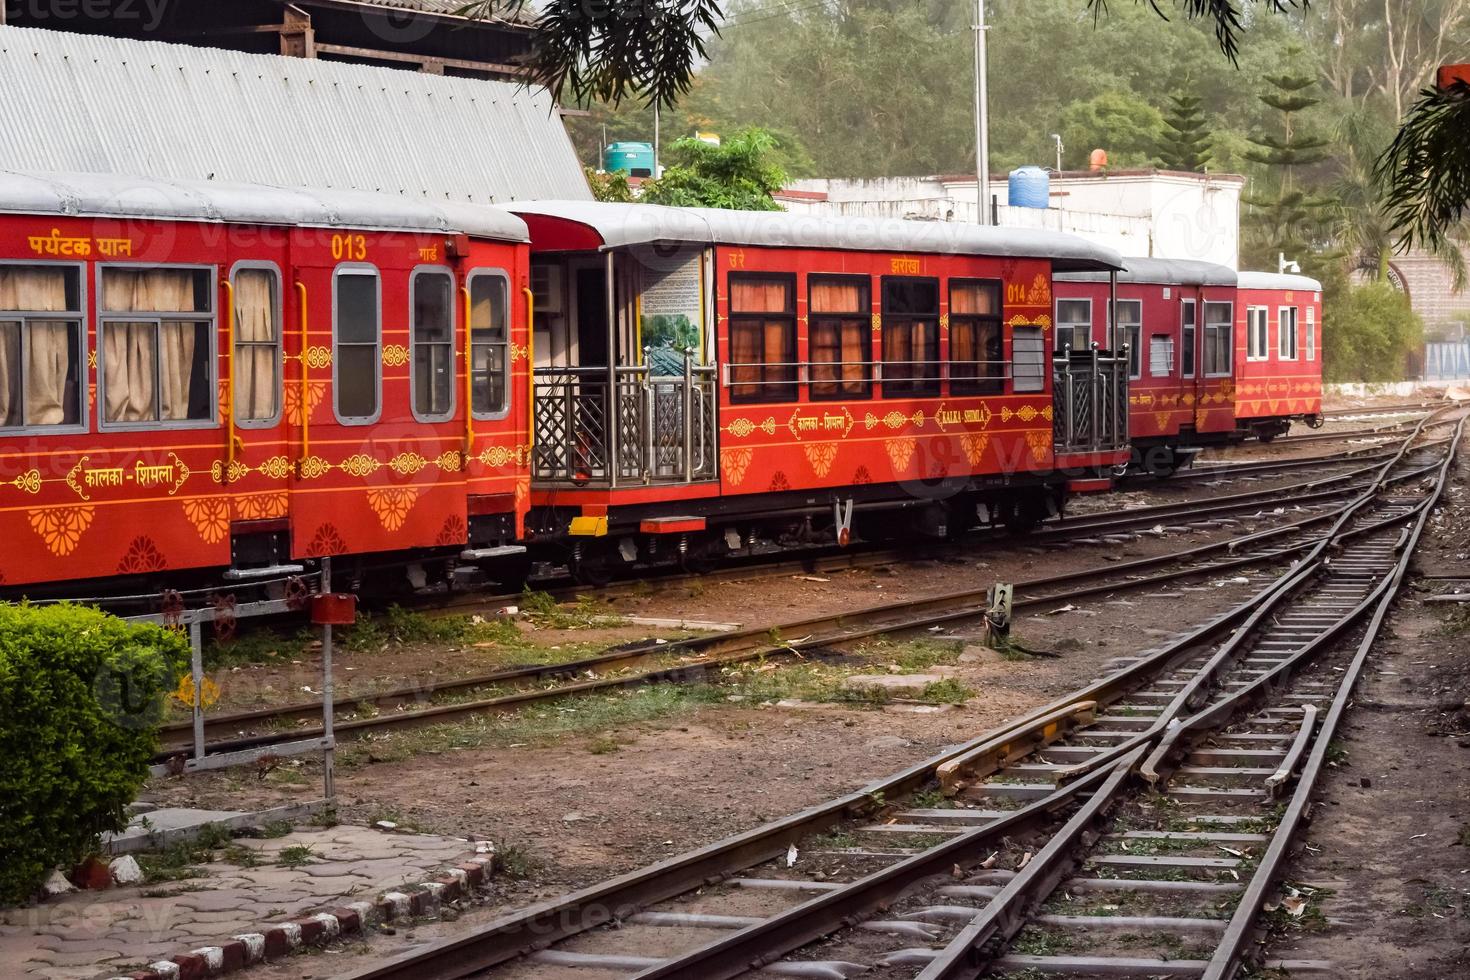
[
  {"left": 0, "top": 25, "right": 589, "bottom": 205},
  {"left": 511, "top": 201, "right": 1125, "bottom": 272},
  {"left": 0, "top": 169, "right": 529, "bottom": 241},
  {"left": 1238, "top": 271, "right": 1323, "bottom": 292},
  {"left": 1056, "top": 257, "right": 1238, "bottom": 286}
]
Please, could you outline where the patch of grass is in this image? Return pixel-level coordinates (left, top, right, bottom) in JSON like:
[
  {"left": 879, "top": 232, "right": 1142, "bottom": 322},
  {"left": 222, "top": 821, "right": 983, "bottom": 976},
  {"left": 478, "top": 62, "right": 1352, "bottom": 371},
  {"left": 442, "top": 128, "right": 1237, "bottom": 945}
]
[
  {"left": 277, "top": 845, "right": 317, "bottom": 868},
  {"left": 137, "top": 826, "right": 234, "bottom": 885},
  {"left": 1459, "top": 823, "right": 1470, "bottom": 848},
  {"left": 587, "top": 735, "right": 626, "bottom": 755},
  {"left": 857, "top": 637, "right": 959, "bottom": 672},
  {"left": 497, "top": 843, "right": 536, "bottom": 879},
  {"left": 203, "top": 627, "right": 314, "bottom": 668},
  {"left": 808, "top": 830, "right": 860, "bottom": 850},
  {"left": 1009, "top": 927, "right": 1079, "bottom": 956},
  {"left": 256, "top": 819, "right": 295, "bottom": 839},
  {"left": 918, "top": 678, "right": 973, "bottom": 704},
  {"left": 909, "top": 788, "right": 953, "bottom": 810},
  {"left": 222, "top": 844, "right": 261, "bottom": 868},
  {"left": 340, "top": 605, "right": 483, "bottom": 650},
  {"left": 521, "top": 591, "right": 626, "bottom": 630}
]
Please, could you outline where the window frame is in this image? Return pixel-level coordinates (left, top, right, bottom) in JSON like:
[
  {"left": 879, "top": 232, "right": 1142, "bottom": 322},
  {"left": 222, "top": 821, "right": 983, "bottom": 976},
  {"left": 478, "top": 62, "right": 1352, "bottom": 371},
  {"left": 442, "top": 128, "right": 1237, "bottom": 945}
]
[
  {"left": 0, "top": 259, "right": 88, "bottom": 436},
  {"left": 230, "top": 260, "right": 284, "bottom": 430},
  {"left": 807, "top": 273, "right": 873, "bottom": 402},
  {"left": 879, "top": 275, "right": 940, "bottom": 399},
  {"left": 331, "top": 263, "right": 384, "bottom": 427},
  {"left": 469, "top": 268, "right": 513, "bottom": 422},
  {"left": 96, "top": 262, "right": 219, "bottom": 433},
  {"left": 1246, "top": 306, "right": 1270, "bottom": 361},
  {"left": 1278, "top": 305, "right": 1299, "bottom": 361},
  {"left": 1054, "top": 297, "right": 1093, "bottom": 353},
  {"left": 1305, "top": 305, "right": 1316, "bottom": 361},
  {"left": 949, "top": 277, "right": 1005, "bottom": 397},
  {"left": 727, "top": 271, "right": 798, "bottom": 405},
  {"left": 1148, "top": 334, "right": 1174, "bottom": 378},
  {"left": 409, "top": 264, "right": 458, "bottom": 424},
  {"left": 1115, "top": 298, "right": 1143, "bottom": 379},
  {"left": 1203, "top": 301, "right": 1234, "bottom": 378},
  {"left": 1180, "top": 299, "right": 1197, "bottom": 379},
  {"left": 1013, "top": 325, "right": 1047, "bottom": 394}
]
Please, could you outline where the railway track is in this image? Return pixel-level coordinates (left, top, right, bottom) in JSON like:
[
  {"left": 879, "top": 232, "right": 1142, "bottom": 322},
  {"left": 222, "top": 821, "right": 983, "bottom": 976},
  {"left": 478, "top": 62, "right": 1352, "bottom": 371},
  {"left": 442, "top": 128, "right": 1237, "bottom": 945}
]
[
  {"left": 331, "top": 411, "right": 1462, "bottom": 980},
  {"left": 157, "top": 421, "right": 1455, "bottom": 762}
]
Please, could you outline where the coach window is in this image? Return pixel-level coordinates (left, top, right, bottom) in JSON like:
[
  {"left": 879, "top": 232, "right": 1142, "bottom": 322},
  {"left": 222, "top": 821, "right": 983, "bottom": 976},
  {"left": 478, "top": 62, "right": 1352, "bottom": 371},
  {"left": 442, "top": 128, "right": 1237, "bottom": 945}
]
[
  {"left": 0, "top": 264, "right": 83, "bottom": 431},
  {"left": 1246, "top": 307, "right": 1269, "bottom": 360},
  {"left": 1203, "top": 301, "right": 1233, "bottom": 377},
  {"left": 950, "top": 279, "right": 1003, "bottom": 396},
  {"left": 470, "top": 271, "right": 511, "bottom": 418},
  {"left": 1180, "top": 300, "right": 1197, "bottom": 378},
  {"left": 809, "top": 275, "right": 871, "bottom": 400},
  {"left": 1278, "top": 306, "right": 1299, "bottom": 360},
  {"left": 1054, "top": 299, "right": 1092, "bottom": 352},
  {"left": 233, "top": 265, "right": 282, "bottom": 427},
  {"left": 333, "top": 267, "right": 381, "bottom": 424},
  {"left": 1117, "top": 299, "right": 1143, "bottom": 378},
  {"left": 1149, "top": 335, "right": 1174, "bottom": 377},
  {"left": 729, "top": 274, "right": 796, "bottom": 404},
  {"left": 100, "top": 267, "right": 214, "bottom": 426},
  {"left": 1306, "top": 306, "right": 1316, "bottom": 361},
  {"left": 881, "top": 276, "right": 939, "bottom": 398},
  {"left": 1013, "top": 326, "right": 1046, "bottom": 394},
  {"left": 412, "top": 269, "right": 456, "bottom": 421}
]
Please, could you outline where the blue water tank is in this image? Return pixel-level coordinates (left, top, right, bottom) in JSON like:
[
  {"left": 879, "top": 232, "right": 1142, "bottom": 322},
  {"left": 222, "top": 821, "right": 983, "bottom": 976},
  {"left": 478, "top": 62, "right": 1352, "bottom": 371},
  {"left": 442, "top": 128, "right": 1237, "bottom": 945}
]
[
  {"left": 1008, "top": 166, "right": 1051, "bottom": 209},
  {"left": 604, "top": 142, "right": 656, "bottom": 178}
]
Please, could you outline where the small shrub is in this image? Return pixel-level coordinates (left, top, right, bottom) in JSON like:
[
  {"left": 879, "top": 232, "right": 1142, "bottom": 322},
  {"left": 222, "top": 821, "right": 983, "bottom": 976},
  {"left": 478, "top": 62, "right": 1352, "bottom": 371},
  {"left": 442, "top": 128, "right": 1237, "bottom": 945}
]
[
  {"left": 277, "top": 845, "right": 316, "bottom": 868},
  {"left": 0, "top": 603, "right": 188, "bottom": 904}
]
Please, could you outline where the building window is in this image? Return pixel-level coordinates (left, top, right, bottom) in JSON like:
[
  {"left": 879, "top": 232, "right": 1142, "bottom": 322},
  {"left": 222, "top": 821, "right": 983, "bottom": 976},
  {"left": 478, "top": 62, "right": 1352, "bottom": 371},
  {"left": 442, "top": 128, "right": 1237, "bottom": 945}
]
[
  {"left": 0, "top": 264, "right": 83, "bottom": 431},
  {"left": 950, "top": 279, "right": 1003, "bottom": 396},
  {"left": 1149, "top": 335, "right": 1174, "bottom": 377},
  {"left": 1203, "top": 301, "right": 1233, "bottom": 377},
  {"left": 1306, "top": 305, "right": 1316, "bottom": 361},
  {"left": 333, "top": 268, "right": 381, "bottom": 424},
  {"left": 1246, "top": 307, "right": 1268, "bottom": 360},
  {"left": 233, "top": 266, "right": 281, "bottom": 426},
  {"left": 1181, "top": 300, "right": 1196, "bottom": 378},
  {"left": 809, "top": 275, "right": 871, "bottom": 401},
  {"left": 881, "top": 277, "right": 939, "bottom": 398},
  {"left": 1278, "top": 306, "right": 1299, "bottom": 360},
  {"left": 1117, "top": 299, "right": 1143, "bottom": 378},
  {"left": 729, "top": 274, "right": 796, "bottom": 404},
  {"left": 412, "top": 269, "right": 456, "bottom": 421},
  {"left": 1013, "top": 325, "right": 1046, "bottom": 393},
  {"left": 100, "top": 267, "right": 214, "bottom": 426},
  {"left": 1055, "top": 298, "right": 1092, "bottom": 352},
  {"left": 470, "top": 271, "right": 510, "bottom": 418}
]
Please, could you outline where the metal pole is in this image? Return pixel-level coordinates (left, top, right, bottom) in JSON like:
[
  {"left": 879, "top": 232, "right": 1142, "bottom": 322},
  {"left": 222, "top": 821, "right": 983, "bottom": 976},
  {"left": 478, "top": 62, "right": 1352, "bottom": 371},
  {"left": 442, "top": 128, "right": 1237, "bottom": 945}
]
[
  {"left": 190, "top": 621, "right": 205, "bottom": 763},
  {"left": 654, "top": 104, "right": 661, "bottom": 176},
  {"left": 973, "top": 0, "right": 991, "bottom": 226},
  {"left": 1108, "top": 270, "right": 1119, "bottom": 351},
  {"left": 605, "top": 251, "right": 619, "bottom": 486},
  {"left": 320, "top": 557, "right": 335, "bottom": 802},
  {"left": 682, "top": 348, "right": 694, "bottom": 482}
]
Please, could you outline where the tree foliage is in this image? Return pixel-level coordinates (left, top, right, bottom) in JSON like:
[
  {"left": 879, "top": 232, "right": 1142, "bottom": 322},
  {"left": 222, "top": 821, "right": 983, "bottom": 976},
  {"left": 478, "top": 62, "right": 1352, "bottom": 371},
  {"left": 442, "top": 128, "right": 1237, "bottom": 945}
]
[
  {"left": 1323, "top": 278, "right": 1425, "bottom": 381},
  {"left": 1158, "top": 94, "right": 1214, "bottom": 171},
  {"left": 0, "top": 604, "right": 188, "bottom": 903},
  {"left": 1377, "top": 81, "right": 1470, "bottom": 256},
  {"left": 640, "top": 129, "right": 787, "bottom": 210},
  {"left": 585, "top": 167, "right": 636, "bottom": 202}
]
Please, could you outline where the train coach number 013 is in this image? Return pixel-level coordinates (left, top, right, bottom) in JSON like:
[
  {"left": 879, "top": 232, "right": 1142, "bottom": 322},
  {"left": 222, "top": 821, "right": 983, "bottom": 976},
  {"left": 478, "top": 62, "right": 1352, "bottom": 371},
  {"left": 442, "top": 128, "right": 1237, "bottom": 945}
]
[{"left": 331, "top": 233, "right": 369, "bottom": 262}]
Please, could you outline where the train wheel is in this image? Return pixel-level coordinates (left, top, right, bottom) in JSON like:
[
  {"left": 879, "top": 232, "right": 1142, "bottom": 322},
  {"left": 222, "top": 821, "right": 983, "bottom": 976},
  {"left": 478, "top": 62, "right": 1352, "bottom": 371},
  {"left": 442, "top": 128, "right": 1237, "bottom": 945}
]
[{"left": 571, "top": 545, "right": 616, "bottom": 587}]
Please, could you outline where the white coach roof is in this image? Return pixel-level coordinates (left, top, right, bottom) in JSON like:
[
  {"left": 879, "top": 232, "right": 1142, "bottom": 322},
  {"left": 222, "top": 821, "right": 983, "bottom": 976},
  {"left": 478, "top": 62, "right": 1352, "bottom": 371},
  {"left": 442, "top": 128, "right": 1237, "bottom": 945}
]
[
  {"left": 0, "top": 170, "right": 529, "bottom": 242},
  {"left": 1055, "top": 256, "right": 1238, "bottom": 286},
  {"left": 510, "top": 201, "right": 1124, "bottom": 271},
  {"left": 1238, "top": 271, "right": 1324, "bottom": 292}
]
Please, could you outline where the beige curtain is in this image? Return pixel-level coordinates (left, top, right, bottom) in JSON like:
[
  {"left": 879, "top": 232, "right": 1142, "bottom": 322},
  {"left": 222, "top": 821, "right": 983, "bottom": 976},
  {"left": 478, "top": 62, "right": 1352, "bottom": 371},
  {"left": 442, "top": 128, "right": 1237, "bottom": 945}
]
[
  {"left": 0, "top": 267, "right": 71, "bottom": 426},
  {"left": 951, "top": 281, "right": 998, "bottom": 315},
  {"left": 102, "top": 269, "right": 200, "bottom": 423},
  {"left": 811, "top": 280, "right": 863, "bottom": 314},
  {"left": 235, "top": 270, "right": 278, "bottom": 421}
]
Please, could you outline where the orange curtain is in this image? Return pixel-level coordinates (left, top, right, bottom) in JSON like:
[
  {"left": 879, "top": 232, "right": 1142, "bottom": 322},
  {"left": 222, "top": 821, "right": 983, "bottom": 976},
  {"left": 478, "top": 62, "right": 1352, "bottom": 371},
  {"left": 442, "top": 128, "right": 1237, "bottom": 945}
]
[
  {"left": 951, "top": 281, "right": 998, "bottom": 316},
  {"left": 731, "top": 279, "right": 790, "bottom": 314},
  {"left": 811, "top": 280, "right": 863, "bottom": 314}
]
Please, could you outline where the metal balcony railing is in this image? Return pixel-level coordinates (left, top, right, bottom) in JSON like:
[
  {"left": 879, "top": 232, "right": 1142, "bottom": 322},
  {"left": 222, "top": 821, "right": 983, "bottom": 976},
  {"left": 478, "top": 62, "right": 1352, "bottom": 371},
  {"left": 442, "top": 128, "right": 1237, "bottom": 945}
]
[{"left": 1053, "top": 346, "right": 1130, "bottom": 455}]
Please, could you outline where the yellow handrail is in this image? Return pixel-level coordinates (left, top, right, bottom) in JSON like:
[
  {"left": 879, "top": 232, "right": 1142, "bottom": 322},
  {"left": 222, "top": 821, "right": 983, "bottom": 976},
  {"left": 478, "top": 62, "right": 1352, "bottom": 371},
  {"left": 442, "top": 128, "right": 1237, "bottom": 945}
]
[
  {"left": 523, "top": 284, "right": 535, "bottom": 469},
  {"left": 222, "top": 279, "right": 242, "bottom": 476},
  {"left": 462, "top": 284, "right": 474, "bottom": 465},
  {"left": 295, "top": 281, "right": 310, "bottom": 471}
]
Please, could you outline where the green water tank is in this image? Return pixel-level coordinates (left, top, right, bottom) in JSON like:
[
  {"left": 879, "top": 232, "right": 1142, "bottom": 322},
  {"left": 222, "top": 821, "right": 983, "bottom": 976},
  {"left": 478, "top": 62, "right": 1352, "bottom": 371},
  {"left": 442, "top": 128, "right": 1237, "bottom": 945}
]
[{"left": 604, "top": 142, "right": 656, "bottom": 178}]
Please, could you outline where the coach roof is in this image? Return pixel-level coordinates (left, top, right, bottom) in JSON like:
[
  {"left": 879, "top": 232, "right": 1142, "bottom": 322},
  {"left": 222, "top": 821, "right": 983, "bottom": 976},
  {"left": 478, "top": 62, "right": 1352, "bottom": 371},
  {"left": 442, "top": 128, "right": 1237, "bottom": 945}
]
[
  {"left": 509, "top": 201, "right": 1125, "bottom": 272},
  {"left": 0, "top": 170, "right": 530, "bottom": 242},
  {"left": 1237, "top": 271, "right": 1324, "bottom": 292},
  {"left": 1055, "top": 256, "right": 1238, "bottom": 286}
]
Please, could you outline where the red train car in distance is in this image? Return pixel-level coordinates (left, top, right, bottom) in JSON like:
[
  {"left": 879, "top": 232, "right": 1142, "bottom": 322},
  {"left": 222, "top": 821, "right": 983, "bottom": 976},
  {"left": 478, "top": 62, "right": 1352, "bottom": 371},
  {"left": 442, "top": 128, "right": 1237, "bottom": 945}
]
[
  {"left": 1234, "top": 271, "right": 1324, "bottom": 441},
  {"left": 0, "top": 171, "right": 532, "bottom": 597},
  {"left": 1054, "top": 258, "right": 1239, "bottom": 474},
  {"left": 507, "top": 202, "right": 1130, "bottom": 582}
]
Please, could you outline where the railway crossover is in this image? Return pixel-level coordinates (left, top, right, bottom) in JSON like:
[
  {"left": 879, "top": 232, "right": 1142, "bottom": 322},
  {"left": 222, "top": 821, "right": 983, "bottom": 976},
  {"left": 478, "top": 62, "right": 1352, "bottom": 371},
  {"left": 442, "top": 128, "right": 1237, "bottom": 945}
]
[{"left": 323, "top": 414, "right": 1461, "bottom": 978}]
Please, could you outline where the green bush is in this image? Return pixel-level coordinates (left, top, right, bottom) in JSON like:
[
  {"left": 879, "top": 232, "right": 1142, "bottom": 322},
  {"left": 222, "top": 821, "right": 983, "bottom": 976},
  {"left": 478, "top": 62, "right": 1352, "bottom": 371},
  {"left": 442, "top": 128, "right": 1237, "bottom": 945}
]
[
  {"left": 0, "top": 604, "right": 188, "bottom": 904},
  {"left": 1323, "top": 279, "right": 1425, "bottom": 382}
]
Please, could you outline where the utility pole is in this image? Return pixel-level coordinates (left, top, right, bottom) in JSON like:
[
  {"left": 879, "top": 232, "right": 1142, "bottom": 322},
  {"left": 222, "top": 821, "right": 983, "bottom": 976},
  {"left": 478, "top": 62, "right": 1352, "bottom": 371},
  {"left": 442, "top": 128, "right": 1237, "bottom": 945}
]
[
  {"left": 654, "top": 103, "right": 661, "bottom": 177},
  {"left": 973, "top": 0, "right": 991, "bottom": 225}
]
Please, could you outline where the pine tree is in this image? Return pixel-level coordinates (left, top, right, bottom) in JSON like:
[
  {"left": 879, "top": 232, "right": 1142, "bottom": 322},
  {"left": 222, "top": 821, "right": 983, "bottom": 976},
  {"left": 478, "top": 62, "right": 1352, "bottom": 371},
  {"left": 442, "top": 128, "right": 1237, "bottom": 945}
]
[
  {"left": 1158, "top": 94, "right": 1213, "bottom": 172},
  {"left": 1242, "top": 50, "right": 1337, "bottom": 270}
]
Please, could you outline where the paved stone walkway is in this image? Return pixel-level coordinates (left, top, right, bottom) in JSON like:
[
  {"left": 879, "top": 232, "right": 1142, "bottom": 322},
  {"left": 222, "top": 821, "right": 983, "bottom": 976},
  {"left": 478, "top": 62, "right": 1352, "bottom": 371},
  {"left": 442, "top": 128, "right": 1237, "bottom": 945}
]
[{"left": 0, "top": 825, "right": 476, "bottom": 980}]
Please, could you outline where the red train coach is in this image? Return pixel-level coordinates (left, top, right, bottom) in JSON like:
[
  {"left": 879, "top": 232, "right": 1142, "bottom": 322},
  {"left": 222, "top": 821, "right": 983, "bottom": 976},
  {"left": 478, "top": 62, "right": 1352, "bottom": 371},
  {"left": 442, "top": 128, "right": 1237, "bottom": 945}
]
[
  {"left": 1055, "top": 258, "right": 1240, "bottom": 474},
  {"left": 0, "top": 170, "right": 532, "bottom": 597},
  {"left": 1234, "top": 271, "right": 1324, "bottom": 441},
  {"left": 507, "top": 202, "right": 1129, "bottom": 582}
]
